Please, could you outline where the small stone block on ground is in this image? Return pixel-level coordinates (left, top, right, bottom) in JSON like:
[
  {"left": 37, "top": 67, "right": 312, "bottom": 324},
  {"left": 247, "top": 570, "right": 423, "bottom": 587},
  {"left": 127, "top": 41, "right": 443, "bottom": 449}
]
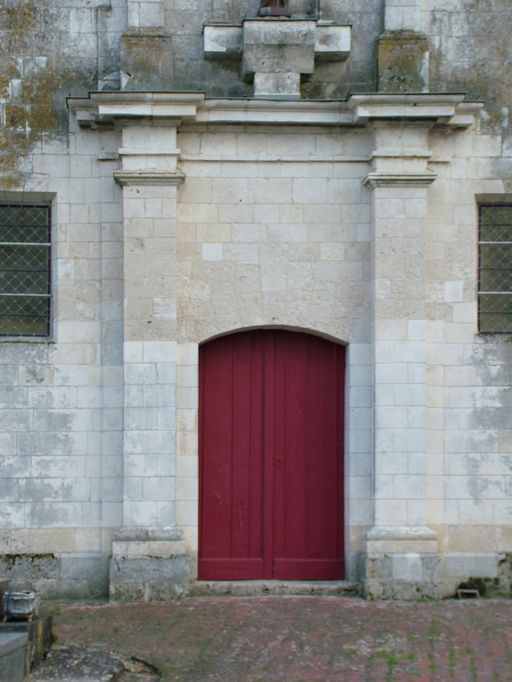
[{"left": 0, "top": 632, "right": 28, "bottom": 682}]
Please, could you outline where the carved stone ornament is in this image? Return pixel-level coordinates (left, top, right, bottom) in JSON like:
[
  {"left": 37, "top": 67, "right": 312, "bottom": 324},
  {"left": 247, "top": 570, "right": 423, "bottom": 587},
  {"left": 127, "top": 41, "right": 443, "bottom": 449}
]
[{"left": 258, "top": 0, "right": 291, "bottom": 18}]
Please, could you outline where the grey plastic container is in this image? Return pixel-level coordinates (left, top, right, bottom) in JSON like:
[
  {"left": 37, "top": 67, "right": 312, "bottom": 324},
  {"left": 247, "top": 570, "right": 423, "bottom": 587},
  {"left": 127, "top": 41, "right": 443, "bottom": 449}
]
[{"left": 5, "top": 592, "right": 40, "bottom": 621}]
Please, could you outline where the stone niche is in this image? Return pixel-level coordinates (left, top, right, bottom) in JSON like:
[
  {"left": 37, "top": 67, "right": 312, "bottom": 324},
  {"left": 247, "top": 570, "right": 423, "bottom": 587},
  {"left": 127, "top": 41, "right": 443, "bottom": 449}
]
[
  {"left": 204, "top": 16, "right": 351, "bottom": 98},
  {"left": 121, "top": 30, "right": 174, "bottom": 91},
  {"left": 378, "top": 31, "right": 430, "bottom": 93}
]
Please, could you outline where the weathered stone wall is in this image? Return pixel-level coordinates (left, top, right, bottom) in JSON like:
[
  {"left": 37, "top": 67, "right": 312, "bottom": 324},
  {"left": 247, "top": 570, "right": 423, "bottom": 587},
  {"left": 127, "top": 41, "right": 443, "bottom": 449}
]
[
  {"left": 0, "top": 1, "right": 126, "bottom": 596},
  {"left": 424, "top": 0, "right": 512, "bottom": 591},
  {"left": 0, "top": 0, "right": 383, "bottom": 136},
  {"left": 0, "top": 117, "right": 124, "bottom": 595},
  {"left": 427, "top": 0, "right": 512, "bottom": 138},
  {"left": 0, "top": 0, "right": 512, "bottom": 598},
  {"left": 139, "top": 0, "right": 383, "bottom": 97},
  {"left": 0, "top": 0, "right": 126, "bottom": 188},
  {"left": 426, "top": 124, "right": 512, "bottom": 585},
  {"left": 175, "top": 126, "right": 374, "bottom": 568}
]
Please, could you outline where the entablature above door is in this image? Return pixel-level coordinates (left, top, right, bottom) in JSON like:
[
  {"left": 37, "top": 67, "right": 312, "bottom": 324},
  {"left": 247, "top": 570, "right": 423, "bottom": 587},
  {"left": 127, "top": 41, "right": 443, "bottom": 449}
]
[{"left": 68, "top": 92, "right": 482, "bottom": 130}]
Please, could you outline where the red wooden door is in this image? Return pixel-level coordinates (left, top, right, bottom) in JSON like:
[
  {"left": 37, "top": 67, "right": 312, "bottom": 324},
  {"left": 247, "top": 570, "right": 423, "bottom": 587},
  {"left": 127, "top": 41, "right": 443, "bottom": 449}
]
[{"left": 199, "top": 330, "right": 345, "bottom": 580}]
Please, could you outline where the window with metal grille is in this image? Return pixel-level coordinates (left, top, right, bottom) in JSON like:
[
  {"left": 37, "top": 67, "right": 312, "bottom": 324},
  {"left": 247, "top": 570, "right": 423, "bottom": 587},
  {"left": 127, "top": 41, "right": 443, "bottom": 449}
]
[
  {"left": 0, "top": 205, "right": 51, "bottom": 337},
  {"left": 478, "top": 205, "right": 512, "bottom": 333}
]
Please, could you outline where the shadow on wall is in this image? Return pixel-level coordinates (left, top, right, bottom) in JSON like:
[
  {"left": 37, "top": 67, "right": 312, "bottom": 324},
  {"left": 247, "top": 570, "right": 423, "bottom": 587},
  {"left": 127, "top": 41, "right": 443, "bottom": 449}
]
[
  {"left": 233, "top": 0, "right": 319, "bottom": 20},
  {"left": 199, "top": 323, "right": 348, "bottom": 348}
]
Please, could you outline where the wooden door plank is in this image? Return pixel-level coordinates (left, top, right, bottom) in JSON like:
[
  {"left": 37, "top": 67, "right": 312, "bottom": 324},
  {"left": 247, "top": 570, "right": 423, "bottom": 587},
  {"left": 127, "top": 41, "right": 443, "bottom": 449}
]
[
  {"left": 262, "top": 331, "right": 275, "bottom": 579},
  {"left": 199, "top": 332, "right": 265, "bottom": 579},
  {"left": 273, "top": 333, "right": 345, "bottom": 579}
]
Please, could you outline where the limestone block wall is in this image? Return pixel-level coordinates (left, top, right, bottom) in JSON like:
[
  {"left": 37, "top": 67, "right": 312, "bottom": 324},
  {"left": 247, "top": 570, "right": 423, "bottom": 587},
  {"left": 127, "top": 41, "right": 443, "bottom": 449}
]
[
  {"left": 3, "top": 113, "right": 512, "bottom": 596},
  {"left": 0, "top": 121, "right": 124, "bottom": 597},
  {"left": 0, "top": 0, "right": 512, "bottom": 599},
  {"left": 175, "top": 126, "right": 374, "bottom": 576},
  {"left": 426, "top": 124, "right": 512, "bottom": 591}
]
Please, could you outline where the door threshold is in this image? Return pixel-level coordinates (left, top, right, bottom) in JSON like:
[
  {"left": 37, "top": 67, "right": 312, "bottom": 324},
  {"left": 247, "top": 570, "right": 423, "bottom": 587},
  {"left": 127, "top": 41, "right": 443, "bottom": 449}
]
[{"left": 189, "top": 580, "right": 360, "bottom": 597}]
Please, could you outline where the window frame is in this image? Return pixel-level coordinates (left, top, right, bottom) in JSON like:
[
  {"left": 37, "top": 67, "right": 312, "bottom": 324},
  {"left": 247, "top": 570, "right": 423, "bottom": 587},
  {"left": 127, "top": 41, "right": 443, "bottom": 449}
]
[
  {"left": 478, "top": 202, "right": 512, "bottom": 335},
  {"left": 0, "top": 203, "right": 52, "bottom": 340}
]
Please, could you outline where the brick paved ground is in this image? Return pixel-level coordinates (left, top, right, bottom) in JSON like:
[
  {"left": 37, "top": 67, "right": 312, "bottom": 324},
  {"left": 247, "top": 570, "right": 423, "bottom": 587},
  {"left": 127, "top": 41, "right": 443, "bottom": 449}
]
[{"left": 50, "top": 597, "right": 512, "bottom": 681}]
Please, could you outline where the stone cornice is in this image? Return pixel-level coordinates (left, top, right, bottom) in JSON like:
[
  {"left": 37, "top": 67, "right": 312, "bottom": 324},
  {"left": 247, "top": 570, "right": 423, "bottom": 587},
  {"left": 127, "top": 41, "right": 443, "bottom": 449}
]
[
  {"left": 69, "top": 92, "right": 205, "bottom": 127},
  {"left": 113, "top": 170, "right": 185, "bottom": 186},
  {"left": 196, "top": 98, "right": 354, "bottom": 125},
  {"left": 363, "top": 171, "right": 437, "bottom": 189},
  {"left": 68, "top": 91, "right": 483, "bottom": 129},
  {"left": 347, "top": 94, "right": 483, "bottom": 128}
]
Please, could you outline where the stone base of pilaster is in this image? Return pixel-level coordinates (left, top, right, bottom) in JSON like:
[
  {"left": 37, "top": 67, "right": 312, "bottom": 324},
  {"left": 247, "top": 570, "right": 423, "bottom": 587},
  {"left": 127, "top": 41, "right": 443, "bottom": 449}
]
[
  {"left": 363, "top": 526, "right": 441, "bottom": 599},
  {"left": 109, "top": 527, "right": 190, "bottom": 601}
]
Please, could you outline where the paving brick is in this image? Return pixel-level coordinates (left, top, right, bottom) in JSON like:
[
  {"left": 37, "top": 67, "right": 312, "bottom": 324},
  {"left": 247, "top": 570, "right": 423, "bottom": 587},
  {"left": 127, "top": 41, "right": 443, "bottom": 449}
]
[{"left": 50, "top": 598, "right": 512, "bottom": 682}]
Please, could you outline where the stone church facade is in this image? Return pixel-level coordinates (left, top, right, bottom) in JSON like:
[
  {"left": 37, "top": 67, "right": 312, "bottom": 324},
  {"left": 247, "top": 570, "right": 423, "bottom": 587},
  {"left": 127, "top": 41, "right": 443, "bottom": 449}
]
[{"left": 0, "top": 0, "right": 511, "bottom": 599}]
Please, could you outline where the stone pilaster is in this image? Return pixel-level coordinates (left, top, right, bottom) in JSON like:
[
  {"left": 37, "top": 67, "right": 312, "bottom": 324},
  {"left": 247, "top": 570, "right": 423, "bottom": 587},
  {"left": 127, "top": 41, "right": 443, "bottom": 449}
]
[
  {"left": 109, "top": 123, "right": 189, "bottom": 600},
  {"left": 364, "top": 122, "right": 440, "bottom": 599}
]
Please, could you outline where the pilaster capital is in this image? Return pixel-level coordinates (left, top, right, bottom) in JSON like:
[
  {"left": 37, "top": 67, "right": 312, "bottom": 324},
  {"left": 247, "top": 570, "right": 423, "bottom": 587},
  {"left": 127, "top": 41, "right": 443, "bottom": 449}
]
[
  {"left": 347, "top": 94, "right": 482, "bottom": 128},
  {"left": 363, "top": 170, "right": 436, "bottom": 189},
  {"left": 68, "top": 92, "right": 205, "bottom": 127}
]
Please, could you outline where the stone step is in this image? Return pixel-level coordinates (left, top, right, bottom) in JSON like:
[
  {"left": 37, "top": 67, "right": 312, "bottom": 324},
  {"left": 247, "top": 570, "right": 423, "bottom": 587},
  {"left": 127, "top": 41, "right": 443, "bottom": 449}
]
[
  {"left": 0, "top": 632, "right": 28, "bottom": 682},
  {"left": 189, "top": 580, "right": 360, "bottom": 597}
]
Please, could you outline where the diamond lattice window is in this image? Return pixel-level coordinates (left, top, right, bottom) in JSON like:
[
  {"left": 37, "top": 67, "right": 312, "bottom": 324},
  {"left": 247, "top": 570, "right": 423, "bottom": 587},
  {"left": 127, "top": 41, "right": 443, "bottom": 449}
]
[
  {"left": 0, "top": 205, "right": 51, "bottom": 337},
  {"left": 479, "top": 205, "right": 512, "bottom": 333}
]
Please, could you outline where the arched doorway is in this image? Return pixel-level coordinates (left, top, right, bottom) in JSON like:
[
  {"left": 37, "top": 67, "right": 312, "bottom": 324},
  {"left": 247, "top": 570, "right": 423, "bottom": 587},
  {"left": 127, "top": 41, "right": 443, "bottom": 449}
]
[{"left": 198, "top": 329, "right": 345, "bottom": 580}]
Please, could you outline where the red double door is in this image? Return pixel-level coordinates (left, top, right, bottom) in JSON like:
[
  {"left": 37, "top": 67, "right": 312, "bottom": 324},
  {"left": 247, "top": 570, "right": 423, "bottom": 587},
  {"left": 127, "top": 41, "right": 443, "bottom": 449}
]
[{"left": 199, "top": 330, "right": 345, "bottom": 581}]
